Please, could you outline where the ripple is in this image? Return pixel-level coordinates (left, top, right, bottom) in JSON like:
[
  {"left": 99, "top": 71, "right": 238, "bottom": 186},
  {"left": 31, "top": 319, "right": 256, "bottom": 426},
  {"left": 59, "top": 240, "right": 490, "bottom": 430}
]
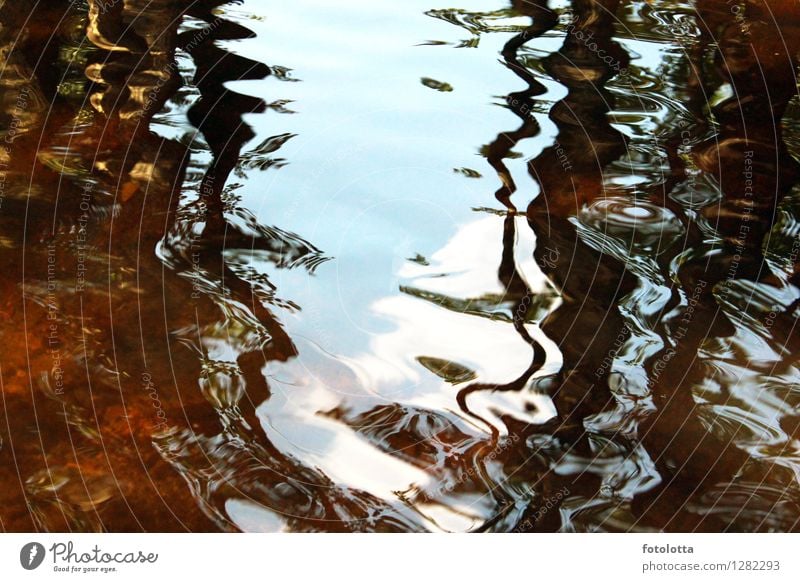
[{"left": 578, "top": 197, "right": 685, "bottom": 255}]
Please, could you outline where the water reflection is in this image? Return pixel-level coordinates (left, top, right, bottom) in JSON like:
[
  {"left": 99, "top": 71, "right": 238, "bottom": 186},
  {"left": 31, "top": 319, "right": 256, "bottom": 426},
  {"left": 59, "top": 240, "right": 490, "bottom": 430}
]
[{"left": 1, "top": 0, "right": 799, "bottom": 532}]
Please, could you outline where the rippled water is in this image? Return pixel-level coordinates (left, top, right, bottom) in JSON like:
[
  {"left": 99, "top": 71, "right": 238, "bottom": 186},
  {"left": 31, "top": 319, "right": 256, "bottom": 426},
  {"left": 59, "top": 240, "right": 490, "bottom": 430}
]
[{"left": 1, "top": 0, "right": 800, "bottom": 532}]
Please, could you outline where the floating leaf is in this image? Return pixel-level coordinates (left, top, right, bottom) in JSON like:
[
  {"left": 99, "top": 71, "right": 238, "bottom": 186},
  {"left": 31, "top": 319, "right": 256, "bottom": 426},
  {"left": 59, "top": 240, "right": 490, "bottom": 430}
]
[
  {"left": 417, "top": 356, "right": 477, "bottom": 384},
  {"left": 421, "top": 77, "right": 453, "bottom": 92}
]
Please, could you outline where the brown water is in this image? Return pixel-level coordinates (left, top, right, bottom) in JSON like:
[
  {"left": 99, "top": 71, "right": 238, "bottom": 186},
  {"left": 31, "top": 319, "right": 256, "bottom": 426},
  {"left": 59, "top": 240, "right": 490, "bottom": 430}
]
[{"left": 1, "top": 0, "right": 800, "bottom": 532}]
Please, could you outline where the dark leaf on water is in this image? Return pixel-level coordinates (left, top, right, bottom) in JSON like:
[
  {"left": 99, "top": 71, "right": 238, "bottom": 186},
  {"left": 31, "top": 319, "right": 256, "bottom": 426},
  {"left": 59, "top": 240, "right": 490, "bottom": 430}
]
[{"left": 416, "top": 356, "right": 477, "bottom": 385}]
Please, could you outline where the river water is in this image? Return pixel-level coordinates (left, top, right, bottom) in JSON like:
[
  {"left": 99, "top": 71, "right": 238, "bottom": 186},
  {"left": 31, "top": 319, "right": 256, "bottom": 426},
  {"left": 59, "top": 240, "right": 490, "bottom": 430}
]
[{"left": 1, "top": 0, "right": 800, "bottom": 532}]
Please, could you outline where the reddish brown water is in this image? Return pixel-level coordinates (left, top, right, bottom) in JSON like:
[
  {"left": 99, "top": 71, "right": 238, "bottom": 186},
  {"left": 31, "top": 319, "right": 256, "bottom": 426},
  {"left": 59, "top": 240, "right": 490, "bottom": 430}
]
[{"left": 1, "top": 0, "right": 800, "bottom": 532}]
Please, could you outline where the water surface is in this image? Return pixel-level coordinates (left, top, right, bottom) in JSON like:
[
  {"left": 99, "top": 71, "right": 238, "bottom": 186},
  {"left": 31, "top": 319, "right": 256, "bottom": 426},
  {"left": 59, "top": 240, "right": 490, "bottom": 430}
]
[{"left": 1, "top": 0, "right": 800, "bottom": 532}]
